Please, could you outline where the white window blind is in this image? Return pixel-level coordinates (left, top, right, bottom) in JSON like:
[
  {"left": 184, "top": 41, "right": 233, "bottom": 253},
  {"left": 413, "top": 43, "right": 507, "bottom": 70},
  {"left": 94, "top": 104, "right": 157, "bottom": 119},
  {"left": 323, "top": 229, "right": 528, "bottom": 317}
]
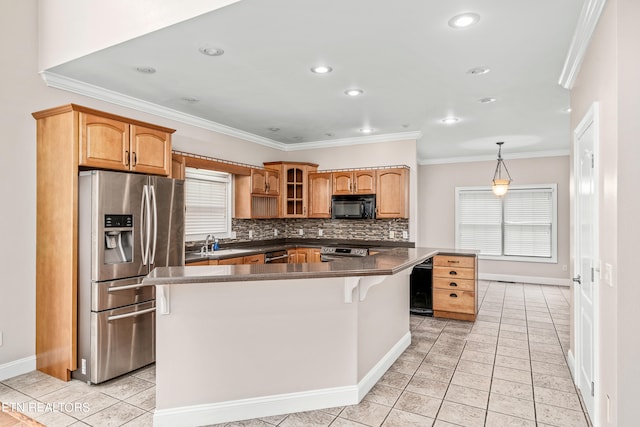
[
  {"left": 455, "top": 185, "right": 557, "bottom": 262},
  {"left": 184, "top": 168, "right": 231, "bottom": 240}
]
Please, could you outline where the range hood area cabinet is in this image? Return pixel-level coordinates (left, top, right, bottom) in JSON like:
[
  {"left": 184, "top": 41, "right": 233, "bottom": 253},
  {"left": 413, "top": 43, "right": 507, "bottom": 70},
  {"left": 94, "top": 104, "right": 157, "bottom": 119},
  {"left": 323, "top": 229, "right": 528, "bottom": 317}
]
[
  {"left": 32, "top": 104, "right": 175, "bottom": 381},
  {"left": 332, "top": 170, "right": 376, "bottom": 195},
  {"left": 264, "top": 161, "right": 318, "bottom": 218}
]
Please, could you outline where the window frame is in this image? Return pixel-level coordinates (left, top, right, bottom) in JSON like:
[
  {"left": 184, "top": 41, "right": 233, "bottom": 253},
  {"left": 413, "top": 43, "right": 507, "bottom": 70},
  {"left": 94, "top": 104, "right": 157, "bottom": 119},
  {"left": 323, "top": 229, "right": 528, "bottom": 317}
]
[
  {"left": 455, "top": 184, "right": 558, "bottom": 263},
  {"left": 184, "top": 167, "right": 233, "bottom": 241}
]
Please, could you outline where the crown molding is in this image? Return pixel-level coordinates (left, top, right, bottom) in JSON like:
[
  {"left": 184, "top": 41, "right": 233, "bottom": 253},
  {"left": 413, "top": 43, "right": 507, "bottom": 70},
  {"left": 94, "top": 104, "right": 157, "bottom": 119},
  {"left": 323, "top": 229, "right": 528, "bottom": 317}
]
[
  {"left": 41, "top": 71, "right": 422, "bottom": 153},
  {"left": 40, "top": 71, "right": 286, "bottom": 150},
  {"left": 418, "top": 149, "right": 570, "bottom": 166},
  {"left": 282, "top": 131, "right": 422, "bottom": 151},
  {"left": 558, "top": 0, "right": 608, "bottom": 89}
]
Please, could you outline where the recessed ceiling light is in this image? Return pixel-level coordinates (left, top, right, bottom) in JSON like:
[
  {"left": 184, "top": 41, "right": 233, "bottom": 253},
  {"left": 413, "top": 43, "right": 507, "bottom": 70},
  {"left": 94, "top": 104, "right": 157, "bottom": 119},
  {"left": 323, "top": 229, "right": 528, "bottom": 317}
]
[
  {"left": 448, "top": 13, "right": 480, "bottom": 28},
  {"left": 311, "top": 65, "right": 333, "bottom": 74},
  {"left": 564, "top": 107, "right": 572, "bottom": 113},
  {"left": 441, "top": 117, "right": 460, "bottom": 125},
  {"left": 478, "top": 97, "right": 497, "bottom": 104},
  {"left": 344, "top": 88, "right": 364, "bottom": 97},
  {"left": 467, "top": 66, "right": 490, "bottom": 75},
  {"left": 325, "top": 132, "right": 334, "bottom": 137},
  {"left": 293, "top": 136, "right": 304, "bottom": 141},
  {"left": 199, "top": 47, "right": 224, "bottom": 56},
  {"left": 181, "top": 97, "right": 200, "bottom": 103},
  {"left": 136, "top": 66, "right": 156, "bottom": 74},
  {"left": 402, "top": 124, "right": 410, "bottom": 128},
  {"left": 360, "top": 128, "right": 374, "bottom": 134},
  {"left": 268, "top": 127, "right": 280, "bottom": 132}
]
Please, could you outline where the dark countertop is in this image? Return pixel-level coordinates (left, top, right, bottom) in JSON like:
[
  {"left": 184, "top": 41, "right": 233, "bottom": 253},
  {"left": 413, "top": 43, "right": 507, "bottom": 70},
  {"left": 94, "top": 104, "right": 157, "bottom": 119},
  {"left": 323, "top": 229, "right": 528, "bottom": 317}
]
[
  {"left": 147, "top": 247, "right": 478, "bottom": 285},
  {"left": 184, "top": 238, "right": 415, "bottom": 263}
]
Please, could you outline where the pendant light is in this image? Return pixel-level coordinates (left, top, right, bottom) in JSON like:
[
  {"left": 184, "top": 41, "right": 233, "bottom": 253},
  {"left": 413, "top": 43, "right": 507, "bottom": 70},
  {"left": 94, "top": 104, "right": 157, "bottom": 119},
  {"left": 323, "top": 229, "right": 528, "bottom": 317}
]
[{"left": 492, "top": 142, "right": 512, "bottom": 196}]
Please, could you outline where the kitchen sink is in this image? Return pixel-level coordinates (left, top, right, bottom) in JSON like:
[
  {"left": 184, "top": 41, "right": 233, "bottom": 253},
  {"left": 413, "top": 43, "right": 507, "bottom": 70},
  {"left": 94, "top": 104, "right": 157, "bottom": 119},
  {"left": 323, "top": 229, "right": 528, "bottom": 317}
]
[{"left": 210, "top": 249, "right": 251, "bottom": 255}]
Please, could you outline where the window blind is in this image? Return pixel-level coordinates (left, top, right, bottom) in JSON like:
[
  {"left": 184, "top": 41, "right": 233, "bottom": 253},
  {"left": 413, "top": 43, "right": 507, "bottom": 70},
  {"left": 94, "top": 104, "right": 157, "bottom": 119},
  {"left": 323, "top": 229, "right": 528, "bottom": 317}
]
[
  {"left": 455, "top": 185, "right": 556, "bottom": 261},
  {"left": 184, "top": 168, "right": 231, "bottom": 239}
]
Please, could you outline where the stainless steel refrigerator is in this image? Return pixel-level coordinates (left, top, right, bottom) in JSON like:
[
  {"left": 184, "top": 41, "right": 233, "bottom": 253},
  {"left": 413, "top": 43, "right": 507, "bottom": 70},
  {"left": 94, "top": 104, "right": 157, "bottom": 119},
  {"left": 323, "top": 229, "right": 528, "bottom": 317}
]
[{"left": 74, "top": 170, "right": 184, "bottom": 384}]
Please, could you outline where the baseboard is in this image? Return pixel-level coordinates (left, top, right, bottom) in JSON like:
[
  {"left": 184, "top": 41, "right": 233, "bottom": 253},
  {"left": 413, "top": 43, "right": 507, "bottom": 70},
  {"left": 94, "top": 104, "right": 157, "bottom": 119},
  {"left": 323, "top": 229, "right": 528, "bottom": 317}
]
[
  {"left": 0, "top": 356, "right": 36, "bottom": 381},
  {"left": 567, "top": 349, "right": 576, "bottom": 380},
  {"left": 357, "top": 331, "right": 411, "bottom": 400},
  {"left": 480, "top": 273, "right": 571, "bottom": 287},
  {"left": 154, "top": 332, "right": 411, "bottom": 427}
]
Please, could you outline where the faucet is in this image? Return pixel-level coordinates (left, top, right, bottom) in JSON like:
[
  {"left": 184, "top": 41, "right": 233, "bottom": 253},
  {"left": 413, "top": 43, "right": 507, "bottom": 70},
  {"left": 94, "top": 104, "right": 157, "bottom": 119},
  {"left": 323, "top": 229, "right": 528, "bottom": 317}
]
[{"left": 204, "top": 234, "right": 214, "bottom": 254}]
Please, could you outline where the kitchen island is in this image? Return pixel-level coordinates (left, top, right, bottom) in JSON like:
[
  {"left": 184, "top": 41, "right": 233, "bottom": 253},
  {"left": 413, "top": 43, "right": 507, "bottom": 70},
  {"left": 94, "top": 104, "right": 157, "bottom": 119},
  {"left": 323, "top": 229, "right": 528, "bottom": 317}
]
[{"left": 144, "top": 247, "right": 468, "bottom": 427}]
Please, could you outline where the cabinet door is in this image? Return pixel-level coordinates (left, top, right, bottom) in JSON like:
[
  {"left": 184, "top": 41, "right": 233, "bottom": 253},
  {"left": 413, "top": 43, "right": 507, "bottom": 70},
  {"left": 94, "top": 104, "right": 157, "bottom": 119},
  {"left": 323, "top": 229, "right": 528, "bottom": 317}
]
[
  {"left": 307, "top": 248, "right": 321, "bottom": 263},
  {"left": 332, "top": 172, "right": 353, "bottom": 195},
  {"left": 130, "top": 125, "right": 171, "bottom": 176},
  {"left": 376, "top": 168, "right": 408, "bottom": 218},
  {"left": 79, "top": 113, "right": 130, "bottom": 171},
  {"left": 308, "top": 172, "right": 332, "bottom": 218},
  {"left": 354, "top": 170, "right": 376, "bottom": 194},
  {"left": 287, "top": 248, "right": 299, "bottom": 263},
  {"left": 251, "top": 169, "right": 268, "bottom": 194},
  {"left": 266, "top": 170, "right": 280, "bottom": 195},
  {"left": 285, "top": 167, "right": 306, "bottom": 217},
  {"left": 218, "top": 256, "right": 244, "bottom": 265},
  {"left": 243, "top": 254, "right": 265, "bottom": 264}
]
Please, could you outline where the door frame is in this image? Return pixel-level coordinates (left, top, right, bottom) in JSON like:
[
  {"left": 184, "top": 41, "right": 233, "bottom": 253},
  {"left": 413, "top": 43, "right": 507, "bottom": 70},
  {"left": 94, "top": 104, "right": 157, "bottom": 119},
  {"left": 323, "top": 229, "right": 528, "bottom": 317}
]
[{"left": 571, "top": 101, "right": 600, "bottom": 423}]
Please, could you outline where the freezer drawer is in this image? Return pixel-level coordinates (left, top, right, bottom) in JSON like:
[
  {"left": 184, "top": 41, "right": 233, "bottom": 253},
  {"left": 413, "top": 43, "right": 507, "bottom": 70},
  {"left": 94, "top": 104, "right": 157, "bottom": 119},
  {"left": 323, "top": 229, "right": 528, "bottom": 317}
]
[
  {"left": 90, "top": 301, "right": 156, "bottom": 384},
  {"left": 91, "top": 277, "right": 155, "bottom": 312}
]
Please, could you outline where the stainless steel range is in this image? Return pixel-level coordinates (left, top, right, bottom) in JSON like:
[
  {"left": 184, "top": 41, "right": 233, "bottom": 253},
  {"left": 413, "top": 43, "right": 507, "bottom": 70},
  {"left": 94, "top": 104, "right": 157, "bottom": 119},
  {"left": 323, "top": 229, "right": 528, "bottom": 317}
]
[{"left": 320, "top": 246, "right": 368, "bottom": 262}]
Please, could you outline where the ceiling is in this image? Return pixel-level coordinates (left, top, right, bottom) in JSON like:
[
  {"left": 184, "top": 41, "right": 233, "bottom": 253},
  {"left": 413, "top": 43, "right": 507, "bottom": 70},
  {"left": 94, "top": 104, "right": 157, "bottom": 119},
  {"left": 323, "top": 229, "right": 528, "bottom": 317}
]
[{"left": 45, "top": 0, "right": 585, "bottom": 163}]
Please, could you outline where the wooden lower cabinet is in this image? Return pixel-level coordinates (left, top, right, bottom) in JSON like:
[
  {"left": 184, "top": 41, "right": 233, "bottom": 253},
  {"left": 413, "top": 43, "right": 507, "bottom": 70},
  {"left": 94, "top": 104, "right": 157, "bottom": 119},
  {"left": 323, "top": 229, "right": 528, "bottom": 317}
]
[
  {"left": 242, "top": 254, "right": 265, "bottom": 264},
  {"left": 186, "top": 259, "right": 209, "bottom": 266},
  {"left": 432, "top": 254, "right": 478, "bottom": 321},
  {"left": 288, "top": 247, "right": 321, "bottom": 263},
  {"left": 187, "top": 254, "right": 265, "bottom": 266}
]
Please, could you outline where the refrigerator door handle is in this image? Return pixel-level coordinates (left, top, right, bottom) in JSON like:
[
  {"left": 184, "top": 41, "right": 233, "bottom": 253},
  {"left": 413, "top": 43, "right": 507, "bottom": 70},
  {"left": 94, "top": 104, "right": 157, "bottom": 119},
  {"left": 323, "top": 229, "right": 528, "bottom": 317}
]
[
  {"left": 107, "top": 307, "right": 156, "bottom": 322},
  {"left": 150, "top": 184, "right": 158, "bottom": 265},
  {"left": 141, "top": 184, "right": 150, "bottom": 265}
]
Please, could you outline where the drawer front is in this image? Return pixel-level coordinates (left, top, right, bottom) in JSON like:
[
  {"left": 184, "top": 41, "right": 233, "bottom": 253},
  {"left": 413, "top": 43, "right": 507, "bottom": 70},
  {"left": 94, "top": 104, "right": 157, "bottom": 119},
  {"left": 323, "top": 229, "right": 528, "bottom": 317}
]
[
  {"left": 433, "top": 266, "right": 475, "bottom": 280},
  {"left": 433, "top": 289, "right": 475, "bottom": 314},
  {"left": 433, "top": 277, "right": 475, "bottom": 292},
  {"left": 434, "top": 255, "right": 475, "bottom": 269}
]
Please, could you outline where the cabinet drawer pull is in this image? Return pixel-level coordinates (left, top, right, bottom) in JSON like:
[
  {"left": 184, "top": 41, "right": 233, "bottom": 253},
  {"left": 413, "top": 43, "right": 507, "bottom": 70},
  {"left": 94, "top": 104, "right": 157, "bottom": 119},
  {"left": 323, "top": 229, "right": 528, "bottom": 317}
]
[
  {"left": 449, "top": 293, "right": 458, "bottom": 298},
  {"left": 132, "top": 152, "right": 137, "bottom": 166},
  {"left": 125, "top": 150, "right": 129, "bottom": 166},
  {"left": 449, "top": 271, "right": 458, "bottom": 275},
  {"left": 448, "top": 260, "right": 460, "bottom": 263},
  {"left": 449, "top": 282, "right": 458, "bottom": 287}
]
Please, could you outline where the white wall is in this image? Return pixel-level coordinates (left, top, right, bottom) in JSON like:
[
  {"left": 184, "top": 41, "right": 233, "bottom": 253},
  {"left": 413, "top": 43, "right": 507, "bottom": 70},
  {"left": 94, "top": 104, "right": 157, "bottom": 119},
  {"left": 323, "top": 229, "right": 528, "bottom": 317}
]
[
  {"left": 417, "top": 156, "right": 571, "bottom": 284},
  {"left": 570, "top": 0, "right": 640, "bottom": 424},
  {"left": 38, "top": 0, "right": 241, "bottom": 70}
]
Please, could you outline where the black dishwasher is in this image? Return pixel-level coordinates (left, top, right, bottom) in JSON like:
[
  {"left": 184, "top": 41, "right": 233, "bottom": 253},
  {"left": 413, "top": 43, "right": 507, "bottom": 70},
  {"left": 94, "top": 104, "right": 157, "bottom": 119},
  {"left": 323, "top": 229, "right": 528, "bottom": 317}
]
[{"left": 410, "top": 258, "right": 433, "bottom": 316}]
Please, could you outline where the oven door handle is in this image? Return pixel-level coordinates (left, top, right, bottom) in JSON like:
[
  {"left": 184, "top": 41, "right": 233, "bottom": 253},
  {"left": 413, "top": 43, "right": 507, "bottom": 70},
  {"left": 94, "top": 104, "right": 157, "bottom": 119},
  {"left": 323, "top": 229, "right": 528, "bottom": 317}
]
[
  {"left": 266, "top": 254, "right": 289, "bottom": 262},
  {"left": 107, "top": 283, "right": 153, "bottom": 292},
  {"left": 108, "top": 307, "right": 156, "bottom": 322}
]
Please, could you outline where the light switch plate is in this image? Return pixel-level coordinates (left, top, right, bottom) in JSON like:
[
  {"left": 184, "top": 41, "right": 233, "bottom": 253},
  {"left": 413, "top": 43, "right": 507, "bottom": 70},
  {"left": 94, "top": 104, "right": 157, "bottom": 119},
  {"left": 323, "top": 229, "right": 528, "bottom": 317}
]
[
  {"left": 402, "top": 231, "right": 408, "bottom": 239},
  {"left": 248, "top": 230, "right": 253, "bottom": 239},
  {"left": 318, "top": 229, "right": 323, "bottom": 237},
  {"left": 389, "top": 230, "right": 395, "bottom": 239},
  {"left": 274, "top": 229, "right": 278, "bottom": 237},
  {"left": 299, "top": 229, "right": 304, "bottom": 236}
]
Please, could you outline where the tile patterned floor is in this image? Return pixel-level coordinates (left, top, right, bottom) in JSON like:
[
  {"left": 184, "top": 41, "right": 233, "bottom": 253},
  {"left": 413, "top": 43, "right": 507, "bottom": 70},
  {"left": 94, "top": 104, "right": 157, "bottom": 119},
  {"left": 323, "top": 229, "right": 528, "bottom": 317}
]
[{"left": 0, "top": 281, "right": 592, "bottom": 427}]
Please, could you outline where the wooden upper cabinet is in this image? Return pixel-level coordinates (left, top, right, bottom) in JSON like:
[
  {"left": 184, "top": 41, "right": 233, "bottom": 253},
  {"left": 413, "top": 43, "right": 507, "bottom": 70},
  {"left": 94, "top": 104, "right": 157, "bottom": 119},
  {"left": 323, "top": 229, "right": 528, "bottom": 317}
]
[
  {"left": 251, "top": 169, "right": 279, "bottom": 195},
  {"left": 332, "top": 170, "right": 376, "bottom": 195},
  {"left": 130, "top": 125, "right": 171, "bottom": 175},
  {"left": 79, "top": 111, "right": 173, "bottom": 176},
  {"left": 171, "top": 153, "right": 186, "bottom": 180},
  {"left": 376, "top": 168, "right": 409, "bottom": 218},
  {"left": 264, "top": 162, "right": 318, "bottom": 218},
  {"left": 308, "top": 172, "right": 332, "bottom": 218}
]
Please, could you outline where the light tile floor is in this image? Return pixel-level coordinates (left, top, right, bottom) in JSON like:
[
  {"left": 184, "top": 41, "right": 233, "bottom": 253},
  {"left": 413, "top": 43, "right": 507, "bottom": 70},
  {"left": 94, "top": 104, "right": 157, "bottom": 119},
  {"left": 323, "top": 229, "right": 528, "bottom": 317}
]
[{"left": 0, "top": 281, "right": 592, "bottom": 427}]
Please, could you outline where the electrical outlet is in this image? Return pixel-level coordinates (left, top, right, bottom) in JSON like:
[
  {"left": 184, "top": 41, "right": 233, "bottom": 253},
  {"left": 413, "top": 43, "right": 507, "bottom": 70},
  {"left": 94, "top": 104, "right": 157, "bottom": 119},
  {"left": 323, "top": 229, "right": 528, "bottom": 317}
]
[
  {"left": 81, "top": 358, "right": 86, "bottom": 375},
  {"left": 248, "top": 230, "right": 253, "bottom": 239},
  {"left": 230, "top": 231, "right": 237, "bottom": 239},
  {"left": 0, "top": 331, "right": 3, "bottom": 347},
  {"left": 389, "top": 230, "right": 395, "bottom": 239},
  {"left": 402, "top": 230, "right": 408, "bottom": 239},
  {"left": 274, "top": 229, "right": 278, "bottom": 237},
  {"left": 299, "top": 228, "right": 304, "bottom": 236},
  {"left": 318, "top": 229, "right": 323, "bottom": 237}
]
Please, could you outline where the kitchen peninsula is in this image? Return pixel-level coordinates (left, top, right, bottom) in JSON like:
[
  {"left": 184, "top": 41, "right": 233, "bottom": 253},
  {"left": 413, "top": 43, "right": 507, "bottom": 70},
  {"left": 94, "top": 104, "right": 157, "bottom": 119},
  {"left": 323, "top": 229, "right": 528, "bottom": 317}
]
[{"left": 144, "top": 247, "right": 477, "bottom": 427}]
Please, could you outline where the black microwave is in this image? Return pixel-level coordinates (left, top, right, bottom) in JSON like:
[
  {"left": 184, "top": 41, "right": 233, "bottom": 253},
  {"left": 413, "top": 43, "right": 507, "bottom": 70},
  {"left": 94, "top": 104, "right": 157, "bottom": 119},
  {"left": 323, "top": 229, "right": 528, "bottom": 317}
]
[{"left": 331, "top": 195, "right": 376, "bottom": 219}]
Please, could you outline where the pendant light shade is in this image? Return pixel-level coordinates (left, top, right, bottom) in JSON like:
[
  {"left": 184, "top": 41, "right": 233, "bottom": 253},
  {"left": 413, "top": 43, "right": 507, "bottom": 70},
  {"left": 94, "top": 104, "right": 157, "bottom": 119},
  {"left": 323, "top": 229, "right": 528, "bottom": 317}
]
[{"left": 492, "top": 142, "right": 512, "bottom": 196}]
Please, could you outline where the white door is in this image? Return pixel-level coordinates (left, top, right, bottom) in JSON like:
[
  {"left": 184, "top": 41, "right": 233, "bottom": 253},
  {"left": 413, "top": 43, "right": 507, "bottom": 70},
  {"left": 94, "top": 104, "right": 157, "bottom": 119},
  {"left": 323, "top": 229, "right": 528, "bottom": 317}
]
[{"left": 573, "top": 104, "right": 598, "bottom": 419}]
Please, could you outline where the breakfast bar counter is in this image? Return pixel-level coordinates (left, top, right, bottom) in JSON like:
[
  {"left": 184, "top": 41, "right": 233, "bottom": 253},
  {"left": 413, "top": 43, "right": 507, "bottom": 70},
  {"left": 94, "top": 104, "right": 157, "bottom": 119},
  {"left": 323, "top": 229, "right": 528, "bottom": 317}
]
[{"left": 146, "top": 247, "right": 474, "bottom": 427}]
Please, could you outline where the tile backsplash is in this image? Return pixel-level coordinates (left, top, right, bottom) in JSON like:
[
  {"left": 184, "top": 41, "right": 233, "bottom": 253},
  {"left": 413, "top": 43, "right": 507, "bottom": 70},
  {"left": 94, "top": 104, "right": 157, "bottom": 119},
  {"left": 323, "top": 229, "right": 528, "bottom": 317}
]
[{"left": 188, "top": 218, "right": 410, "bottom": 246}]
